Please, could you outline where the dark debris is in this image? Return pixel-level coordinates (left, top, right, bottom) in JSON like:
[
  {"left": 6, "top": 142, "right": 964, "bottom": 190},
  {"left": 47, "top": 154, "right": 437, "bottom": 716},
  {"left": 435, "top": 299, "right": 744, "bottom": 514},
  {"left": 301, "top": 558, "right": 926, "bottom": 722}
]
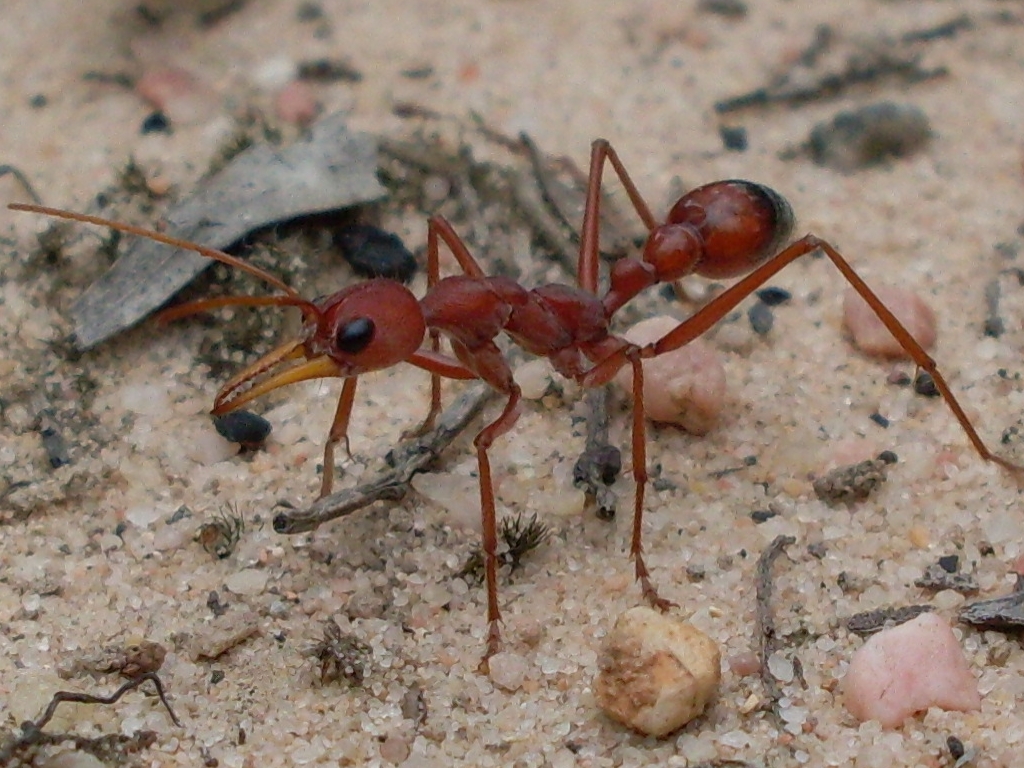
[
  {"left": 312, "top": 617, "right": 373, "bottom": 687},
  {"left": 812, "top": 452, "right": 897, "bottom": 506},
  {"left": 845, "top": 604, "right": 933, "bottom": 637}
]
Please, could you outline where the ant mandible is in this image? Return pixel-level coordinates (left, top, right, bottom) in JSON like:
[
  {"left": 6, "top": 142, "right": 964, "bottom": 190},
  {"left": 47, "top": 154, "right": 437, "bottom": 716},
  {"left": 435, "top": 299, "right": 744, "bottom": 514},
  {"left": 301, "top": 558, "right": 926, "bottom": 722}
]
[{"left": 10, "top": 139, "right": 1021, "bottom": 662}]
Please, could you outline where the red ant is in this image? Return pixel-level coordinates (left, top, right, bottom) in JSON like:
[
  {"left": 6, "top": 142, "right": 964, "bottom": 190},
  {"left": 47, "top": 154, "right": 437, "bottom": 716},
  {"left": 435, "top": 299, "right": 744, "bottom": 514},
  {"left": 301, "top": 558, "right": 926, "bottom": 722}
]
[{"left": 10, "top": 139, "right": 1021, "bottom": 661}]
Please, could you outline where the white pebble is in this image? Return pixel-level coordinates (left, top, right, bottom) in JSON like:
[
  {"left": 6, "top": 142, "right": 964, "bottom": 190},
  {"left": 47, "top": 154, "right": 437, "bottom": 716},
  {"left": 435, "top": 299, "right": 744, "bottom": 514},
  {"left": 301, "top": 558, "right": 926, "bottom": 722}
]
[
  {"left": 843, "top": 612, "right": 981, "bottom": 727},
  {"left": 488, "top": 650, "right": 529, "bottom": 691},
  {"left": 38, "top": 751, "right": 106, "bottom": 768},
  {"left": 594, "top": 606, "right": 721, "bottom": 737},
  {"left": 613, "top": 316, "right": 726, "bottom": 435},
  {"left": 843, "top": 285, "right": 937, "bottom": 359},
  {"left": 767, "top": 651, "right": 795, "bottom": 683},
  {"left": 224, "top": 568, "right": 270, "bottom": 596},
  {"left": 514, "top": 358, "right": 553, "bottom": 400}
]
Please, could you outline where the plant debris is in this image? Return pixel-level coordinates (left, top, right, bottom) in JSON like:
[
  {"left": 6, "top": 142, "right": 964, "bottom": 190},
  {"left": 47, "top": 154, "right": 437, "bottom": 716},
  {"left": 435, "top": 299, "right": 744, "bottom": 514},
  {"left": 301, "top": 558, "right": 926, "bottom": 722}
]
[
  {"left": 755, "top": 535, "right": 796, "bottom": 728},
  {"left": 572, "top": 386, "right": 622, "bottom": 520},
  {"left": 914, "top": 562, "right": 979, "bottom": 595},
  {"left": 845, "top": 604, "right": 934, "bottom": 637},
  {"left": 460, "top": 511, "right": 551, "bottom": 580},
  {"left": 57, "top": 640, "right": 167, "bottom": 680},
  {"left": 196, "top": 505, "right": 246, "bottom": 559},
  {"left": 806, "top": 102, "right": 931, "bottom": 172},
  {"left": 959, "top": 575, "right": 1024, "bottom": 631},
  {"left": 310, "top": 617, "right": 373, "bottom": 687},
  {"left": 0, "top": 673, "right": 179, "bottom": 765},
  {"left": 812, "top": 452, "right": 897, "bottom": 506},
  {"left": 68, "top": 111, "right": 384, "bottom": 350}
]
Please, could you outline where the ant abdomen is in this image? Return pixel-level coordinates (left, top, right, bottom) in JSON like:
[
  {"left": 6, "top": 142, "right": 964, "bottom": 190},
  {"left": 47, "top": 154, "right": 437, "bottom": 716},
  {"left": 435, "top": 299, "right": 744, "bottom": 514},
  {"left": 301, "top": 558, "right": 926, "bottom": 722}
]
[{"left": 667, "top": 180, "right": 795, "bottom": 279}]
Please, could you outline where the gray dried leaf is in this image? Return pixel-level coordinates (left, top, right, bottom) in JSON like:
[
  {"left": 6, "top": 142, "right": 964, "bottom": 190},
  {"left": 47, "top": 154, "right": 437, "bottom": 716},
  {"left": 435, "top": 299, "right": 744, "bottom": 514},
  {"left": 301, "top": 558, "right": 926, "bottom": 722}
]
[
  {"left": 959, "top": 577, "right": 1024, "bottom": 631},
  {"left": 71, "top": 111, "right": 384, "bottom": 350}
]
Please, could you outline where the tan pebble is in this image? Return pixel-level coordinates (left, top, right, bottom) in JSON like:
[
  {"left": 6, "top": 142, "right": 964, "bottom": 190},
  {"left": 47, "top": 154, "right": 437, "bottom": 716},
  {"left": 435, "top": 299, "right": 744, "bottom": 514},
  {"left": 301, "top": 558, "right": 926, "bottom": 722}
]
[
  {"left": 843, "top": 285, "right": 937, "bottom": 359},
  {"left": 778, "top": 477, "right": 807, "bottom": 498},
  {"left": 594, "top": 606, "right": 721, "bottom": 737},
  {"left": 738, "top": 692, "right": 761, "bottom": 714},
  {"left": 908, "top": 524, "right": 931, "bottom": 549},
  {"left": 727, "top": 650, "right": 760, "bottom": 677},
  {"left": 379, "top": 733, "right": 411, "bottom": 764},
  {"left": 613, "top": 316, "right": 727, "bottom": 435}
]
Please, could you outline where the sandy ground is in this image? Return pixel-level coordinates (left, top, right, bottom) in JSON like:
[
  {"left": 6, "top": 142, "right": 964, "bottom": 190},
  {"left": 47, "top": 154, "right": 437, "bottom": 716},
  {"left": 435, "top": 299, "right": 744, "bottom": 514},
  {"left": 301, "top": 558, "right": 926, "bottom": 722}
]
[{"left": 3, "top": 1, "right": 1024, "bottom": 766}]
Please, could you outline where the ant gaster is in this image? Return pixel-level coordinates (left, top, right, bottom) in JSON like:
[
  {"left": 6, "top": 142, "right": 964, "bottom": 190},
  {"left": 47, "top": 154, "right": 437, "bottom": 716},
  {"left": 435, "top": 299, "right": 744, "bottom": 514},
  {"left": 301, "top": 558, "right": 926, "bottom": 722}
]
[{"left": 11, "top": 139, "right": 1021, "bottom": 662}]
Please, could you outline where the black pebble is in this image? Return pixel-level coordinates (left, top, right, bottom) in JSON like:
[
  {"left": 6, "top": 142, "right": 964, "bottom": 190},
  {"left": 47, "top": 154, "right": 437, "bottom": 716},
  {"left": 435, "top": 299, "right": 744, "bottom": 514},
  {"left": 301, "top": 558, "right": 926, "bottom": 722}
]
[
  {"left": 938, "top": 554, "right": 960, "bottom": 573},
  {"left": 334, "top": 224, "right": 417, "bottom": 283},
  {"left": 755, "top": 286, "right": 791, "bottom": 306},
  {"left": 213, "top": 410, "right": 272, "bottom": 449},
  {"left": 140, "top": 111, "right": 172, "bottom": 135},
  {"left": 914, "top": 371, "right": 940, "bottom": 398},
  {"left": 748, "top": 301, "right": 774, "bottom": 335}
]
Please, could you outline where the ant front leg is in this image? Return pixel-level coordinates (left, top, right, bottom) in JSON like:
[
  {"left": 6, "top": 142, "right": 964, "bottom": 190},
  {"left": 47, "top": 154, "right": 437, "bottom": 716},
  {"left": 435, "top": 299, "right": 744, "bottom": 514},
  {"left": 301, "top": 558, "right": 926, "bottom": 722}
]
[
  {"left": 646, "top": 235, "right": 1024, "bottom": 473},
  {"left": 320, "top": 377, "right": 359, "bottom": 498},
  {"left": 404, "top": 216, "right": 491, "bottom": 438}
]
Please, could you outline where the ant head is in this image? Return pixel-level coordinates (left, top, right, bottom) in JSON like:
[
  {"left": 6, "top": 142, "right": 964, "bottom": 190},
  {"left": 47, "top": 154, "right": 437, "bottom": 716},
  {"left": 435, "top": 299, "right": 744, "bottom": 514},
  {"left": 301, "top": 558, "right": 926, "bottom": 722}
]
[
  {"left": 665, "top": 181, "right": 794, "bottom": 279},
  {"left": 213, "top": 280, "right": 425, "bottom": 415},
  {"left": 310, "top": 279, "right": 426, "bottom": 373}
]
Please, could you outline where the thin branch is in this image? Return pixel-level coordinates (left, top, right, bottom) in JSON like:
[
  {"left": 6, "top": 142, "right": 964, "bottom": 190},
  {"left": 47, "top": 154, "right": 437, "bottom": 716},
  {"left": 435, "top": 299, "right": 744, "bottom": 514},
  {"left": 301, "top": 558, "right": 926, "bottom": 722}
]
[
  {"left": 274, "top": 384, "right": 496, "bottom": 534},
  {"left": 755, "top": 535, "right": 796, "bottom": 728}
]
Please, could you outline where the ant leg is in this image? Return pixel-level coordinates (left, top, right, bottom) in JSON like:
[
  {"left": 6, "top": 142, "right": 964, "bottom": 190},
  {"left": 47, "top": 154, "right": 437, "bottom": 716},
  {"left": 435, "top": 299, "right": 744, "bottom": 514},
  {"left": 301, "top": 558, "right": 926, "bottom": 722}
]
[
  {"left": 577, "top": 139, "right": 659, "bottom": 293},
  {"left": 406, "top": 217, "right": 491, "bottom": 437},
  {"left": 644, "top": 235, "right": 1023, "bottom": 473},
  {"left": 624, "top": 349, "right": 676, "bottom": 611},
  {"left": 320, "top": 377, "right": 359, "bottom": 498},
  {"left": 474, "top": 384, "right": 523, "bottom": 664}
]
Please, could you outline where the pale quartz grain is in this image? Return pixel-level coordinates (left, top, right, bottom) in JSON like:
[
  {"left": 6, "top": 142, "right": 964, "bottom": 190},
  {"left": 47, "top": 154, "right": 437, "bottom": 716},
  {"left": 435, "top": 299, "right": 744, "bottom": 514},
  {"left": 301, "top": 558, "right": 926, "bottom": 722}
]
[
  {"left": 515, "top": 358, "right": 553, "bottom": 400},
  {"left": 38, "top": 752, "right": 107, "bottom": 768},
  {"left": 843, "top": 612, "right": 981, "bottom": 728},
  {"left": 224, "top": 568, "right": 270, "bottom": 596},
  {"left": 410, "top": 470, "right": 481, "bottom": 530},
  {"left": 488, "top": 650, "right": 529, "bottom": 691},
  {"left": 842, "top": 285, "right": 937, "bottom": 359},
  {"left": 594, "top": 606, "right": 721, "bottom": 737},
  {"left": 613, "top": 316, "right": 727, "bottom": 435}
]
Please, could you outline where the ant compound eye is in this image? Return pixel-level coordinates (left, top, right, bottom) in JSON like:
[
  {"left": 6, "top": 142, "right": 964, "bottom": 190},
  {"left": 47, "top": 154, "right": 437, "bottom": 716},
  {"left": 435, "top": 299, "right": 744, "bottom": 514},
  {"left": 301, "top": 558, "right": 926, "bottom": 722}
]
[{"left": 335, "top": 317, "right": 375, "bottom": 355}]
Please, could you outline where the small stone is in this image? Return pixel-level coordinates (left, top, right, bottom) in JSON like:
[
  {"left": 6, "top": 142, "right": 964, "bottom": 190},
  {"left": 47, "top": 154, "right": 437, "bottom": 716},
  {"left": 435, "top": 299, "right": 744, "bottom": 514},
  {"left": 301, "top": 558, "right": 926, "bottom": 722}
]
[
  {"left": 487, "top": 650, "right": 528, "bottom": 691},
  {"left": 379, "top": 733, "right": 411, "bottom": 764},
  {"left": 594, "top": 607, "right": 721, "bottom": 737},
  {"left": 843, "top": 612, "right": 981, "bottom": 728},
  {"left": 136, "top": 66, "right": 220, "bottom": 125},
  {"left": 514, "top": 358, "right": 553, "bottom": 400},
  {"left": 276, "top": 80, "right": 320, "bottom": 126},
  {"left": 224, "top": 568, "right": 269, "bottom": 596},
  {"left": 843, "top": 285, "right": 937, "bottom": 360},
  {"left": 38, "top": 752, "right": 107, "bottom": 768},
  {"left": 613, "top": 316, "right": 727, "bottom": 435}
]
